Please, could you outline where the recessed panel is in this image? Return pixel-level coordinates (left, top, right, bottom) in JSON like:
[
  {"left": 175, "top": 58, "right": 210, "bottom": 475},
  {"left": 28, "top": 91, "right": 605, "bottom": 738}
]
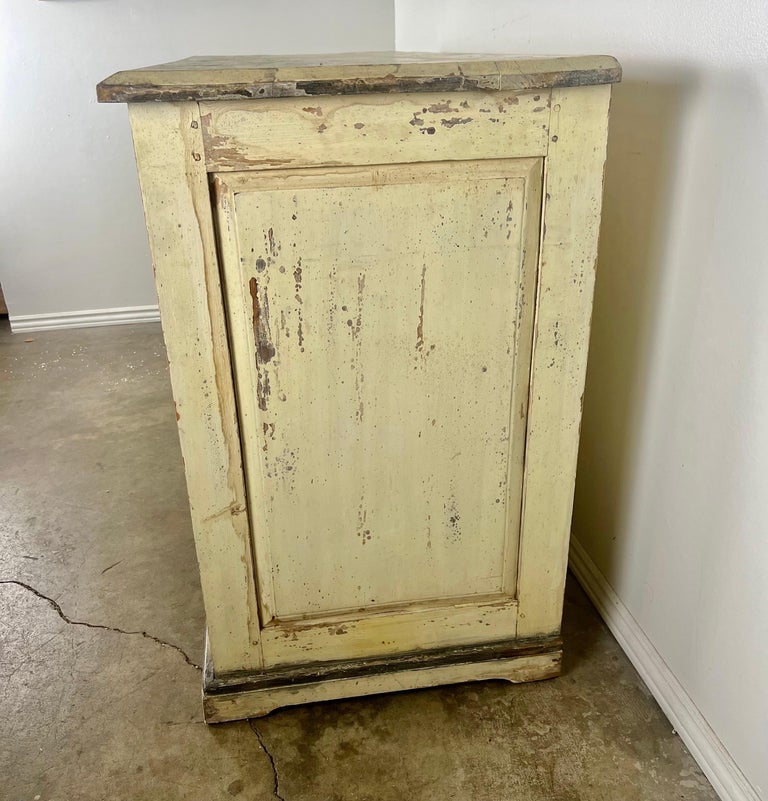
[{"left": 218, "top": 159, "right": 541, "bottom": 620}]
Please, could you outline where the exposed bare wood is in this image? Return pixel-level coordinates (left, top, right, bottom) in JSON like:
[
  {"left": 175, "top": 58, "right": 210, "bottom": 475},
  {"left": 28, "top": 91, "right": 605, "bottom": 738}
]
[
  {"left": 200, "top": 90, "right": 550, "bottom": 172},
  {"left": 259, "top": 597, "right": 521, "bottom": 667},
  {"left": 97, "top": 53, "right": 621, "bottom": 104}
]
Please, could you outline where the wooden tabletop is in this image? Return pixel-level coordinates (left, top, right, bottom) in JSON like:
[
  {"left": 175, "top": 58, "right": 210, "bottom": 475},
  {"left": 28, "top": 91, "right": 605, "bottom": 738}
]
[{"left": 97, "top": 52, "right": 621, "bottom": 103}]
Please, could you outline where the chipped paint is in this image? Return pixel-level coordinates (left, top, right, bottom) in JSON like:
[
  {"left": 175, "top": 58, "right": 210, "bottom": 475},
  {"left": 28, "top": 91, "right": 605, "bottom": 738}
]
[
  {"left": 267, "top": 228, "right": 278, "bottom": 258},
  {"left": 217, "top": 158, "right": 546, "bottom": 627},
  {"left": 427, "top": 101, "right": 459, "bottom": 113},
  {"left": 440, "top": 117, "right": 473, "bottom": 128},
  {"left": 256, "top": 369, "right": 271, "bottom": 412},
  {"left": 416, "top": 264, "right": 426, "bottom": 352},
  {"left": 99, "top": 56, "right": 620, "bottom": 103},
  {"left": 248, "top": 277, "right": 276, "bottom": 365},
  {"left": 198, "top": 89, "right": 555, "bottom": 172}
]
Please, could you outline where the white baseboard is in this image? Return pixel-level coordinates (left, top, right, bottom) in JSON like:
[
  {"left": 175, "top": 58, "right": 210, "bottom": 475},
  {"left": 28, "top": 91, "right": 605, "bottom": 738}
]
[
  {"left": 9, "top": 305, "right": 160, "bottom": 333},
  {"left": 569, "top": 537, "right": 761, "bottom": 801}
]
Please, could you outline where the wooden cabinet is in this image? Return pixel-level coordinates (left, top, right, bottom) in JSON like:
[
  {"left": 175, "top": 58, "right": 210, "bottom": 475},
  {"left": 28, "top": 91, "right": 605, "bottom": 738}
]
[{"left": 98, "top": 53, "right": 620, "bottom": 723}]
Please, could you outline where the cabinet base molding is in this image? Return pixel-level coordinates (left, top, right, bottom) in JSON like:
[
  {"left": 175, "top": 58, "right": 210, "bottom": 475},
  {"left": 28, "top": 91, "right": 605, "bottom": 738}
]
[{"left": 202, "top": 636, "right": 562, "bottom": 723}]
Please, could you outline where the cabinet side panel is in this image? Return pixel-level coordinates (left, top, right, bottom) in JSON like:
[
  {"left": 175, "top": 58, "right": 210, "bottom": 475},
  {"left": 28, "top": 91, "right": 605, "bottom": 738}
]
[
  {"left": 128, "top": 102, "right": 261, "bottom": 673},
  {"left": 516, "top": 84, "right": 612, "bottom": 637}
]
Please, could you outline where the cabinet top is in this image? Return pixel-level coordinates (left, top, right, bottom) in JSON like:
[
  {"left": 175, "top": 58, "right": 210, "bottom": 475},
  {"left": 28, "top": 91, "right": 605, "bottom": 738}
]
[{"left": 97, "top": 52, "right": 621, "bottom": 103}]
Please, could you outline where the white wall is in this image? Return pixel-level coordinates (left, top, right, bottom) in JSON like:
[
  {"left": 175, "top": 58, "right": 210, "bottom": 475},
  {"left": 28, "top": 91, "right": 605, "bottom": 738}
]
[
  {"left": 0, "top": 0, "right": 394, "bottom": 322},
  {"left": 397, "top": 2, "right": 768, "bottom": 798}
]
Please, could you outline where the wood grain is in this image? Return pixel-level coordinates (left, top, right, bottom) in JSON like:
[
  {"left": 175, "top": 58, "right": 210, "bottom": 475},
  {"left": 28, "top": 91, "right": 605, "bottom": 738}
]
[{"left": 97, "top": 53, "right": 621, "bottom": 103}]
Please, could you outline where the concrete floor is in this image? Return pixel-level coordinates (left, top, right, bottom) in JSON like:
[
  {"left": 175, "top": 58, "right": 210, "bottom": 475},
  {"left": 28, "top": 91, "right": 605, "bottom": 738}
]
[{"left": 0, "top": 320, "right": 718, "bottom": 801}]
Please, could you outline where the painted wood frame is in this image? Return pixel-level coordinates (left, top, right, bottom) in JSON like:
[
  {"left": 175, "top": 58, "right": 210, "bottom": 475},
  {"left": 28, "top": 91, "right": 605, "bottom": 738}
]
[
  {"left": 128, "top": 102, "right": 262, "bottom": 674},
  {"left": 515, "top": 84, "right": 612, "bottom": 637},
  {"left": 121, "top": 57, "right": 615, "bottom": 721}
]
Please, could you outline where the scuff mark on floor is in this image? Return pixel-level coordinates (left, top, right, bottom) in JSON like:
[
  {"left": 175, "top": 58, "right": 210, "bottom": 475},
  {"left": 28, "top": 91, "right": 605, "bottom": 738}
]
[{"left": 0, "top": 579, "right": 202, "bottom": 671}]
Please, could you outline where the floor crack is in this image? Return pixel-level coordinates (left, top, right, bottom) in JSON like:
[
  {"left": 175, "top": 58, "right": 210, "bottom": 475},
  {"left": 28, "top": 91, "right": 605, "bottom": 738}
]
[
  {"left": 0, "top": 579, "right": 201, "bottom": 671},
  {"left": 249, "top": 719, "right": 286, "bottom": 801}
]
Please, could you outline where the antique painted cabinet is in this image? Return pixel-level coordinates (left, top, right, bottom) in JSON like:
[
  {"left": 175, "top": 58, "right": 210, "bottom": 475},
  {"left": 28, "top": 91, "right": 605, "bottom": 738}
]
[{"left": 98, "top": 53, "right": 620, "bottom": 723}]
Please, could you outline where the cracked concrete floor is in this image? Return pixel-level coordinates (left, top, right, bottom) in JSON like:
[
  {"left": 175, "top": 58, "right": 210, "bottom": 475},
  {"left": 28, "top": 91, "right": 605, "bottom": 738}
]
[{"left": 0, "top": 321, "right": 718, "bottom": 801}]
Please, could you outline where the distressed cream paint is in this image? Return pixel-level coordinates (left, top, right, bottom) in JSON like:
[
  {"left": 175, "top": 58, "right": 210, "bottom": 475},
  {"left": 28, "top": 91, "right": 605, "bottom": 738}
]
[{"left": 104, "top": 53, "right": 617, "bottom": 721}]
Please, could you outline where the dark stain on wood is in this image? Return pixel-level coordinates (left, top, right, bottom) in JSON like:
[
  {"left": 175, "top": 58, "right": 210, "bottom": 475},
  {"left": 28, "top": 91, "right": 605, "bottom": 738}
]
[
  {"left": 267, "top": 228, "right": 278, "bottom": 258},
  {"left": 302, "top": 106, "right": 323, "bottom": 116},
  {"left": 331, "top": 625, "right": 349, "bottom": 635},
  {"left": 416, "top": 264, "right": 426, "bottom": 351},
  {"left": 297, "top": 74, "right": 486, "bottom": 97},
  {"left": 440, "top": 116, "right": 473, "bottom": 128},
  {"left": 445, "top": 494, "right": 461, "bottom": 541},
  {"left": 97, "top": 63, "right": 621, "bottom": 104},
  {"left": 249, "top": 277, "right": 276, "bottom": 367},
  {"left": 256, "top": 370, "right": 271, "bottom": 412},
  {"left": 204, "top": 635, "right": 563, "bottom": 693},
  {"left": 356, "top": 500, "right": 371, "bottom": 542},
  {"left": 353, "top": 122, "right": 365, "bottom": 129},
  {"left": 351, "top": 274, "right": 366, "bottom": 423},
  {"left": 347, "top": 273, "right": 364, "bottom": 341},
  {"left": 427, "top": 100, "right": 459, "bottom": 113},
  {"left": 293, "top": 259, "right": 305, "bottom": 350}
]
